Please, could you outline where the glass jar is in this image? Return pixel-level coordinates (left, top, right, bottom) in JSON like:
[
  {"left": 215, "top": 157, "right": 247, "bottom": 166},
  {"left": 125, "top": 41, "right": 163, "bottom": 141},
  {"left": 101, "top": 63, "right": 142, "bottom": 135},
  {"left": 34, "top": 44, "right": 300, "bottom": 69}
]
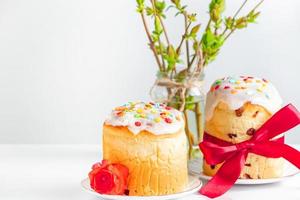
[{"left": 150, "top": 72, "right": 206, "bottom": 159}]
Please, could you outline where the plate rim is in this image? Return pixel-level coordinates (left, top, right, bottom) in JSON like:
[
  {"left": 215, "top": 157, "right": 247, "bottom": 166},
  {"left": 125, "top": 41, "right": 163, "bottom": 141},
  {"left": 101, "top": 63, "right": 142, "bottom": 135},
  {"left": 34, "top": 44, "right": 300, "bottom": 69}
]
[
  {"left": 81, "top": 174, "right": 202, "bottom": 200},
  {"left": 198, "top": 170, "right": 300, "bottom": 185},
  {"left": 189, "top": 158, "right": 300, "bottom": 185}
]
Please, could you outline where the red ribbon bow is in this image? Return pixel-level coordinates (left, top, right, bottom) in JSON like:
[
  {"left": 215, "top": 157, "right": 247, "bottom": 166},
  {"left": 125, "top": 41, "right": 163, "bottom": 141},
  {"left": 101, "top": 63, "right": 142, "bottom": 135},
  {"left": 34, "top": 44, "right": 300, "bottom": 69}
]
[{"left": 199, "top": 104, "right": 300, "bottom": 198}]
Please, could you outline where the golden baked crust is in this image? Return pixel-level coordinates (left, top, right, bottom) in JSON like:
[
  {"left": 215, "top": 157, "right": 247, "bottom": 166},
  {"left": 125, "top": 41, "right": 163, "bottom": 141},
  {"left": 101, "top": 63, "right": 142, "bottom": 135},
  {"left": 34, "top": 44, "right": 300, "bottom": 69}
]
[
  {"left": 205, "top": 101, "right": 271, "bottom": 143},
  {"left": 103, "top": 124, "right": 188, "bottom": 196},
  {"left": 203, "top": 102, "right": 284, "bottom": 179}
]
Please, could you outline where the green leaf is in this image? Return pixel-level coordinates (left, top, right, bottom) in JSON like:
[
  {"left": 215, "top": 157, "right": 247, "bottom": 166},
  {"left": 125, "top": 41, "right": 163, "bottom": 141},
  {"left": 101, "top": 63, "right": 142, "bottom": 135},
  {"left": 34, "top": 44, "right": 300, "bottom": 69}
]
[
  {"left": 190, "top": 24, "right": 201, "bottom": 35},
  {"left": 171, "top": 0, "right": 181, "bottom": 7},
  {"left": 225, "top": 17, "right": 234, "bottom": 30},
  {"left": 193, "top": 40, "right": 199, "bottom": 51},
  {"left": 209, "top": 0, "right": 225, "bottom": 12},
  {"left": 151, "top": 33, "right": 159, "bottom": 42},
  {"left": 247, "top": 11, "right": 260, "bottom": 23},
  {"left": 167, "top": 45, "right": 176, "bottom": 61},
  {"left": 185, "top": 95, "right": 196, "bottom": 110},
  {"left": 146, "top": 7, "right": 154, "bottom": 16},
  {"left": 202, "top": 28, "right": 214, "bottom": 46},
  {"left": 209, "top": 0, "right": 225, "bottom": 22},
  {"left": 185, "top": 103, "right": 195, "bottom": 110},
  {"left": 136, "top": 0, "right": 144, "bottom": 6},
  {"left": 171, "top": 0, "right": 187, "bottom": 15},
  {"left": 164, "top": 45, "right": 179, "bottom": 71},
  {"left": 155, "top": 1, "right": 166, "bottom": 15},
  {"left": 174, "top": 69, "right": 188, "bottom": 82},
  {"left": 154, "top": 16, "right": 163, "bottom": 35},
  {"left": 214, "top": 18, "right": 222, "bottom": 29},
  {"left": 187, "top": 13, "right": 197, "bottom": 22},
  {"left": 187, "top": 24, "right": 201, "bottom": 40},
  {"left": 201, "top": 28, "right": 224, "bottom": 64},
  {"left": 136, "top": 0, "right": 145, "bottom": 13},
  {"left": 235, "top": 17, "right": 248, "bottom": 29},
  {"left": 155, "top": 43, "right": 166, "bottom": 55}
]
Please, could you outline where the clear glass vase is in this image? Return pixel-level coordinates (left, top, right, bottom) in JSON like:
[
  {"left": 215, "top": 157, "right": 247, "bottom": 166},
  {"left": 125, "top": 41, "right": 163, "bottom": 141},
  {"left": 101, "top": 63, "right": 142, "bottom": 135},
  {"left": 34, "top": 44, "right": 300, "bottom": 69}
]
[{"left": 150, "top": 72, "right": 206, "bottom": 159}]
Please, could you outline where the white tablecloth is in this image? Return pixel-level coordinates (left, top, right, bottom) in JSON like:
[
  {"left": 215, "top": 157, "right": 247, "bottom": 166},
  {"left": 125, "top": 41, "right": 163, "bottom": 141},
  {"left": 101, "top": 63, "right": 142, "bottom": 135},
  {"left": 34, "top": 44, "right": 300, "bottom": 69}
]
[{"left": 1, "top": 145, "right": 300, "bottom": 200}]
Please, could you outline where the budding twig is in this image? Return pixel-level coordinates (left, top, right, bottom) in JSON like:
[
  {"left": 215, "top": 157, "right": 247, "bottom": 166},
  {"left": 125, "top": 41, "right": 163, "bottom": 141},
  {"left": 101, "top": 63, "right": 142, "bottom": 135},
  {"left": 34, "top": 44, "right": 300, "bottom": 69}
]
[{"left": 140, "top": 11, "right": 164, "bottom": 71}]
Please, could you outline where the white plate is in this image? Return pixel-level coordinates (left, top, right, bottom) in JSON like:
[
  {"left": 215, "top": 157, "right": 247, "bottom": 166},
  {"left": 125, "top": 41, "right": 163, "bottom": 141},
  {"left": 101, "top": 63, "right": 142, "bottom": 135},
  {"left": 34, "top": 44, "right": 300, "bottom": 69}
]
[
  {"left": 188, "top": 158, "right": 300, "bottom": 185},
  {"left": 81, "top": 174, "right": 202, "bottom": 200}
]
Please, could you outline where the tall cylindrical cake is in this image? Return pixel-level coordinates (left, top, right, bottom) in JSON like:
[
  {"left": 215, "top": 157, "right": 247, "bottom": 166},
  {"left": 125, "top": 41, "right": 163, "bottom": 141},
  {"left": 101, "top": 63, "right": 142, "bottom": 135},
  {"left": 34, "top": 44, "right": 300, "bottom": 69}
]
[
  {"left": 203, "top": 76, "right": 284, "bottom": 179},
  {"left": 103, "top": 102, "right": 188, "bottom": 196}
]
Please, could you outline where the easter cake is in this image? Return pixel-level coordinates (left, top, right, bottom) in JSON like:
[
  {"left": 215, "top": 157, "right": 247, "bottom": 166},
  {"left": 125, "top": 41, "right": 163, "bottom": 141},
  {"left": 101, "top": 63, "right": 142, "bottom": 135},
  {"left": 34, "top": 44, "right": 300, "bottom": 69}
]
[
  {"left": 101, "top": 102, "right": 188, "bottom": 196},
  {"left": 203, "top": 76, "right": 284, "bottom": 179}
]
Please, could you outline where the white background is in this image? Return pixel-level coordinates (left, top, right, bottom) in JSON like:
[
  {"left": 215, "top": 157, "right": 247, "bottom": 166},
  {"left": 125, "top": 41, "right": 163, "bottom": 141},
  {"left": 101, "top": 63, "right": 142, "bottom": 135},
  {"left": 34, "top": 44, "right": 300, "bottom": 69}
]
[{"left": 0, "top": 0, "right": 299, "bottom": 144}]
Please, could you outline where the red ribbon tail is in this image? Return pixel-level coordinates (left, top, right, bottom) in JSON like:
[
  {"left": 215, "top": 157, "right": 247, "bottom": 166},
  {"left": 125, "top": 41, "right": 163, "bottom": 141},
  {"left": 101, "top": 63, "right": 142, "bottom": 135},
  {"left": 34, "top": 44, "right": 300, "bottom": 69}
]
[
  {"left": 281, "top": 145, "right": 300, "bottom": 168},
  {"left": 252, "top": 141, "right": 300, "bottom": 169},
  {"left": 200, "top": 150, "right": 247, "bottom": 198}
]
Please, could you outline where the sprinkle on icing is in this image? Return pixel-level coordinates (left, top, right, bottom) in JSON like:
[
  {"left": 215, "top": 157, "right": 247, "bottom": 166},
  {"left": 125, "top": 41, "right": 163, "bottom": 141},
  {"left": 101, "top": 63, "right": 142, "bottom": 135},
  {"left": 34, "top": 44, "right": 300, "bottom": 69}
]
[
  {"left": 105, "top": 102, "right": 184, "bottom": 135},
  {"left": 206, "top": 76, "right": 282, "bottom": 121}
]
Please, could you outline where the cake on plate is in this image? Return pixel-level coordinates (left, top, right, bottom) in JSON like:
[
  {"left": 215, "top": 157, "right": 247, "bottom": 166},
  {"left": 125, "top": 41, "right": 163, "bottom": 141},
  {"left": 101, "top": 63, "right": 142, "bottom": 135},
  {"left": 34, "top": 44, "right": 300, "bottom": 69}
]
[
  {"left": 101, "top": 102, "right": 188, "bottom": 196},
  {"left": 203, "top": 76, "right": 284, "bottom": 179}
]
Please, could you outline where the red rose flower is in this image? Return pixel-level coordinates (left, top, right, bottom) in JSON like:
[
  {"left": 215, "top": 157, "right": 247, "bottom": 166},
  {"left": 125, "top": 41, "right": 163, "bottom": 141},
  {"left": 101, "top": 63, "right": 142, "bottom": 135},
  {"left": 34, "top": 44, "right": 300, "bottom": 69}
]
[{"left": 88, "top": 160, "right": 129, "bottom": 195}]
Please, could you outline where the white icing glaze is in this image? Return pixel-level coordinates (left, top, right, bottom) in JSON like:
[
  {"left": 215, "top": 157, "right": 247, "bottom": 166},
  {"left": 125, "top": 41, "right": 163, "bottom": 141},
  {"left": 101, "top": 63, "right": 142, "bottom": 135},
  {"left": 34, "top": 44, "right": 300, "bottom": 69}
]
[
  {"left": 105, "top": 102, "right": 184, "bottom": 135},
  {"left": 205, "top": 76, "right": 282, "bottom": 121}
]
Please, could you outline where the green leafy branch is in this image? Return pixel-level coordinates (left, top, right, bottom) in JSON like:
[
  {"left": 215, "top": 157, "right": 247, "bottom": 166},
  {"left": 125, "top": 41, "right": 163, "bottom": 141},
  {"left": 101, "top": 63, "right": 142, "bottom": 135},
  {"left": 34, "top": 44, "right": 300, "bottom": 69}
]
[
  {"left": 137, "top": 0, "right": 264, "bottom": 75},
  {"left": 137, "top": 0, "right": 264, "bottom": 104}
]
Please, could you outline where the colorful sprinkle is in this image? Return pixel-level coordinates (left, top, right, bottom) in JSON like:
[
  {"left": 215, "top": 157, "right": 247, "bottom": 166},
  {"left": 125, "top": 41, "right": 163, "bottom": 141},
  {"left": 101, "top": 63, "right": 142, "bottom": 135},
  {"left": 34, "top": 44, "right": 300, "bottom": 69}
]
[
  {"left": 154, "top": 117, "right": 161, "bottom": 123},
  {"left": 229, "top": 78, "right": 236, "bottom": 83},
  {"left": 165, "top": 106, "right": 172, "bottom": 110},
  {"left": 231, "top": 90, "right": 237, "bottom": 94},
  {"left": 135, "top": 121, "right": 141, "bottom": 126},
  {"left": 137, "top": 108, "right": 143, "bottom": 114},
  {"left": 165, "top": 118, "right": 172, "bottom": 123},
  {"left": 146, "top": 122, "right": 153, "bottom": 127},
  {"left": 145, "top": 104, "right": 152, "bottom": 108},
  {"left": 215, "top": 80, "right": 222, "bottom": 84},
  {"left": 224, "top": 86, "right": 230, "bottom": 89},
  {"left": 256, "top": 88, "right": 263, "bottom": 93},
  {"left": 115, "top": 106, "right": 125, "bottom": 111},
  {"left": 262, "top": 78, "right": 268, "bottom": 83}
]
